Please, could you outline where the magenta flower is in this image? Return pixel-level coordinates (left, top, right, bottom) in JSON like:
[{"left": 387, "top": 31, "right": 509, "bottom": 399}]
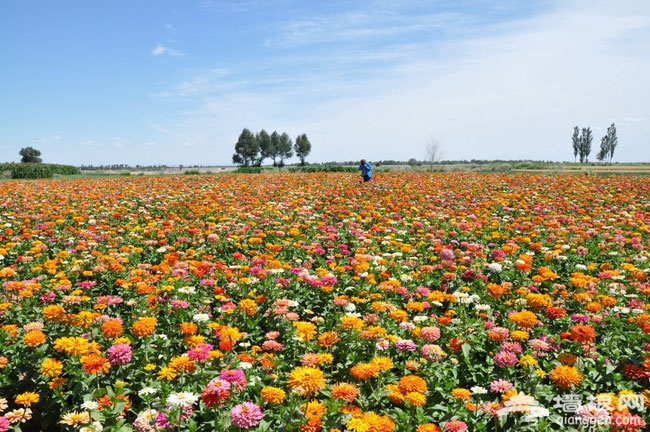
[
  {"left": 220, "top": 369, "right": 247, "bottom": 391},
  {"left": 230, "top": 401, "right": 263, "bottom": 429},
  {"left": 187, "top": 343, "right": 213, "bottom": 362},
  {"left": 106, "top": 343, "right": 132, "bottom": 366}
]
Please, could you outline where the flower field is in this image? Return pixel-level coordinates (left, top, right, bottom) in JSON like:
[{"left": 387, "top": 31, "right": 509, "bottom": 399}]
[{"left": 0, "top": 172, "right": 649, "bottom": 432}]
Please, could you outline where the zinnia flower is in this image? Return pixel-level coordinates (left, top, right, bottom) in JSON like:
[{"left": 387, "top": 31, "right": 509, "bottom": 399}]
[
  {"left": 40, "top": 358, "right": 63, "bottom": 377},
  {"left": 59, "top": 411, "right": 90, "bottom": 426},
  {"left": 260, "top": 387, "right": 286, "bottom": 404},
  {"left": 287, "top": 366, "right": 326, "bottom": 397},
  {"left": 331, "top": 382, "right": 359, "bottom": 403},
  {"left": 230, "top": 402, "right": 263, "bottom": 429},
  {"left": 549, "top": 365, "right": 582, "bottom": 390},
  {"left": 14, "top": 392, "right": 39, "bottom": 406},
  {"left": 444, "top": 420, "right": 468, "bottom": 432},
  {"left": 106, "top": 343, "right": 132, "bottom": 366},
  {"left": 132, "top": 317, "right": 157, "bottom": 337}
]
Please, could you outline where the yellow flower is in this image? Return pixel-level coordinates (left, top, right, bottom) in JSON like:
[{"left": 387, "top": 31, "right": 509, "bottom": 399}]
[
  {"left": 157, "top": 367, "right": 177, "bottom": 381},
  {"left": 15, "top": 391, "right": 40, "bottom": 406},
  {"left": 40, "top": 358, "right": 63, "bottom": 377},
  {"left": 287, "top": 366, "right": 326, "bottom": 397},
  {"left": 519, "top": 355, "right": 538, "bottom": 368},
  {"left": 404, "top": 391, "right": 427, "bottom": 407},
  {"left": 451, "top": 388, "right": 472, "bottom": 401}
]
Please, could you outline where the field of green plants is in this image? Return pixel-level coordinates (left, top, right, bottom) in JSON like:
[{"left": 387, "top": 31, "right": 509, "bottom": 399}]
[{"left": 0, "top": 172, "right": 648, "bottom": 431}]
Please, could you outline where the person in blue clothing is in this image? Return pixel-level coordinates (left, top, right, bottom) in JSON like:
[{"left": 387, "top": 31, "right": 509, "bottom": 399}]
[{"left": 358, "top": 159, "right": 372, "bottom": 182}]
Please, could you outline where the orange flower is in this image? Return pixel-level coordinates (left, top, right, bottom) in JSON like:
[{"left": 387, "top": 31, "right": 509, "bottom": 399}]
[
  {"left": 42, "top": 304, "right": 67, "bottom": 323},
  {"left": 80, "top": 354, "right": 111, "bottom": 375},
  {"left": 316, "top": 331, "right": 340, "bottom": 347},
  {"left": 331, "top": 382, "right": 359, "bottom": 403},
  {"left": 451, "top": 388, "right": 472, "bottom": 401},
  {"left": 287, "top": 366, "right": 326, "bottom": 397},
  {"left": 550, "top": 365, "right": 582, "bottom": 390},
  {"left": 350, "top": 363, "right": 381, "bottom": 380},
  {"left": 416, "top": 424, "right": 442, "bottom": 432},
  {"left": 398, "top": 375, "right": 427, "bottom": 394},
  {"left": 168, "top": 355, "right": 196, "bottom": 373},
  {"left": 261, "top": 387, "right": 286, "bottom": 404},
  {"left": 569, "top": 324, "right": 596, "bottom": 344},
  {"left": 132, "top": 317, "right": 157, "bottom": 337},
  {"left": 23, "top": 330, "right": 46, "bottom": 347},
  {"left": 101, "top": 320, "right": 123, "bottom": 338},
  {"left": 508, "top": 310, "right": 538, "bottom": 329}
]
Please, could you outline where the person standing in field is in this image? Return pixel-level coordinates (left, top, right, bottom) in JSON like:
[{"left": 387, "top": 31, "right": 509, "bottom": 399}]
[{"left": 358, "top": 159, "right": 372, "bottom": 182}]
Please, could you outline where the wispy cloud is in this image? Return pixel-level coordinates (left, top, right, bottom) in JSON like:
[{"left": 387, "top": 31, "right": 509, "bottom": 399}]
[{"left": 152, "top": 44, "right": 184, "bottom": 57}]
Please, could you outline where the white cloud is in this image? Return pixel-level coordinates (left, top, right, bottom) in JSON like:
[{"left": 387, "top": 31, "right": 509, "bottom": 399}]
[{"left": 152, "top": 44, "right": 183, "bottom": 57}]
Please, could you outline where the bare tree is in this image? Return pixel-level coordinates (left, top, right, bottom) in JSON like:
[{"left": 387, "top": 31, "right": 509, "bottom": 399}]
[{"left": 425, "top": 138, "right": 443, "bottom": 172}]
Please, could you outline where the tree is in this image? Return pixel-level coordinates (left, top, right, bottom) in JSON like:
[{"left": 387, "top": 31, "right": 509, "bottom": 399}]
[
  {"left": 606, "top": 123, "right": 618, "bottom": 163},
  {"left": 19, "top": 146, "right": 42, "bottom": 163},
  {"left": 597, "top": 135, "right": 608, "bottom": 163},
  {"left": 294, "top": 134, "right": 311, "bottom": 166},
  {"left": 255, "top": 129, "right": 272, "bottom": 166},
  {"left": 578, "top": 127, "right": 592, "bottom": 163},
  {"left": 276, "top": 132, "right": 293, "bottom": 167},
  {"left": 232, "top": 128, "right": 259, "bottom": 167},
  {"left": 571, "top": 126, "right": 580, "bottom": 162},
  {"left": 425, "top": 137, "right": 443, "bottom": 172}
]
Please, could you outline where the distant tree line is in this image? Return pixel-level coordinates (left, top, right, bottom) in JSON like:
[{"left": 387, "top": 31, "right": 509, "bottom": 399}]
[
  {"left": 572, "top": 123, "right": 617, "bottom": 163},
  {"left": 232, "top": 128, "right": 312, "bottom": 167}
]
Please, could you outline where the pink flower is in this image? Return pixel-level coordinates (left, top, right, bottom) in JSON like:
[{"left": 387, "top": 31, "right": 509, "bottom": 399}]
[
  {"left": 230, "top": 402, "right": 263, "bottom": 429},
  {"left": 439, "top": 249, "right": 455, "bottom": 261},
  {"left": 187, "top": 343, "right": 213, "bottom": 362},
  {"left": 445, "top": 420, "right": 468, "bottom": 431},
  {"left": 420, "top": 326, "right": 441, "bottom": 342},
  {"left": 493, "top": 351, "right": 518, "bottom": 368},
  {"left": 106, "top": 343, "right": 132, "bottom": 366},
  {"left": 220, "top": 369, "right": 247, "bottom": 391},
  {"left": 489, "top": 379, "right": 514, "bottom": 393},
  {"left": 201, "top": 378, "right": 231, "bottom": 407},
  {"left": 0, "top": 416, "right": 10, "bottom": 432}
]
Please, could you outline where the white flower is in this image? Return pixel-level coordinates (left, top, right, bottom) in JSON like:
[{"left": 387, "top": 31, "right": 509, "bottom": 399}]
[
  {"left": 192, "top": 313, "right": 210, "bottom": 323},
  {"left": 166, "top": 391, "right": 199, "bottom": 407},
  {"left": 178, "top": 286, "right": 196, "bottom": 294},
  {"left": 575, "top": 264, "right": 587, "bottom": 271},
  {"left": 81, "top": 401, "right": 99, "bottom": 410},
  {"left": 413, "top": 315, "right": 428, "bottom": 323},
  {"left": 239, "top": 361, "right": 253, "bottom": 369},
  {"left": 487, "top": 262, "right": 503, "bottom": 273},
  {"left": 138, "top": 387, "right": 157, "bottom": 396},
  {"left": 470, "top": 386, "right": 488, "bottom": 394},
  {"left": 343, "top": 303, "right": 356, "bottom": 313},
  {"left": 475, "top": 304, "right": 491, "bottom": 311}
]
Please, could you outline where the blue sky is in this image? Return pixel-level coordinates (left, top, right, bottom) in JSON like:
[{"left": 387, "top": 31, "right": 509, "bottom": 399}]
[{"left": 2, "top": 0, "right": 649, "bottom": 166}]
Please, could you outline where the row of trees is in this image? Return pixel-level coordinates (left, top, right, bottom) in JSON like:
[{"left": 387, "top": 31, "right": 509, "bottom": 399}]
[
  {"left": 232, "top": 129, "right": 311, "bottom": 167},
  {"left": 572, "top": 123, "right": 617, "bottom": 163}
]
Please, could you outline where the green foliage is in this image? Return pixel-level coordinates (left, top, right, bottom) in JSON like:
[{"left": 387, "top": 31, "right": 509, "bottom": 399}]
[
  {"left": 0, "top": 163, "right": 80, "bottom": 179},
  {"left": 234, "top": 166, "right": 263, "bottom": 173},
  {"left": 289, "top": 165, "right": 356, "bottom": 173},
  {"left": 183, "top": 170, "right": 202, "bottom": 175}
]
